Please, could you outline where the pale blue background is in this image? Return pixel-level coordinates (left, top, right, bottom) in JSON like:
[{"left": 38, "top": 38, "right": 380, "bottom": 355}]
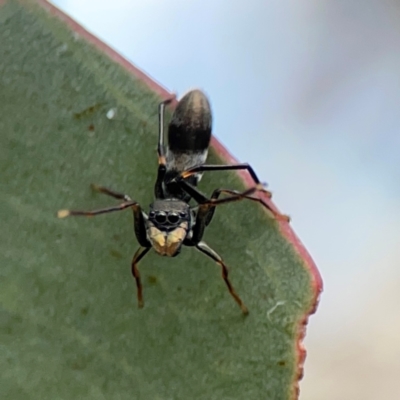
[{"left": 51, "top": 1, "right": 400, "bottom": 398}]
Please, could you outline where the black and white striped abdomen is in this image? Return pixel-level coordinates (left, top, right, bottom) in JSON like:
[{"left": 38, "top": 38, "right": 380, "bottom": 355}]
[{"left": 166, "top": 89, "right": 212, "bottom": 179}]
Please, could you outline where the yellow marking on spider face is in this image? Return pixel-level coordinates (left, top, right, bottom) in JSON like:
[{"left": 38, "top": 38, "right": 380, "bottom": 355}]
[
  {"left": 57, "top": 209, "right": 70, "bottom": 218},
  {"left": 165, "top": 225, "right": 187, "bottom": 256},
  {"left": 148, "top": 227, "right": 166, "bottom": 254},
  {"left": 148, "top": 222, "right": 188, "bottom": 256}
]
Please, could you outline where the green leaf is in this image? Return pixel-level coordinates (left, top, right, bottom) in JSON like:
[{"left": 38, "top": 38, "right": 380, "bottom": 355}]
[{"left": 0, "top": 1, "right": 322, "bottom": 399}]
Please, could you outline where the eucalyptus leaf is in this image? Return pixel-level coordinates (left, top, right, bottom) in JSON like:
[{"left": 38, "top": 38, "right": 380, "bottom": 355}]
[{"left": 0, "top": 1, "right": 322, "bottom": 399}]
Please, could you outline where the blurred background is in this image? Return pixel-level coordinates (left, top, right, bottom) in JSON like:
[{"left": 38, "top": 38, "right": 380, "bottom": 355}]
[{"left": 51, "top": 1, "right": 400, "bottom": 398}]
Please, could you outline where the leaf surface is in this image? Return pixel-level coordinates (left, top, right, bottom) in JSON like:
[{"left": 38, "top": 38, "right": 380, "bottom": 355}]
[{"left": 0, "top": 1, "right": 322, "bottom": 399}]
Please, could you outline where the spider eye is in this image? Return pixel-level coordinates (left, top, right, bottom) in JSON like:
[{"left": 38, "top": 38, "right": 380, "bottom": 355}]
[
  {"left": 179, "top": 212, "right": 187, "bottom": 218},
  {"left": 155, "top": 212, "right": 167, "bottom": 224},
  {"left": 149, "top": 211, "right": 155, "bottom": 218},
  {"left": 167, "top": 213, "right": 179, "bottom": 224}
]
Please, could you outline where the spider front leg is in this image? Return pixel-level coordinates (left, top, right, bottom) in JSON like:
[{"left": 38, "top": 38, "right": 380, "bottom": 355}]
[
  {"left": 57, "top": 184, "right": 135, "bottom": 218},
  {"left": 205, "top": 188, "right": 289, "bottom": 225},
  {"left": 90, "top": 183, "right": 132, "bottom": 201},
  {"left": 57, "top": 187, "right": 152, "bottom": 308},
  {"left": 203, "top": 188, "right": 271, "bottom": 226},
  {"left": 196, "top": 241, "right": 249, "bottom": 315},
  {"left": 57, "top": 201, "right": 138, "bottom": 218},
  {"left": 179, "top": 163, "right": 270, "bottom": 196},
  {"left": 174, "top": 163, "right": 289, "bottom": 221},
  {"left": 131, "top": 247, "right": 151, "bottom": 308},
  {"left": 175, "top": 178, "right": 289, "bottom": 222},
  {"left": 184, "top": 202, "right": 249, "bottom": 315},
  {"left": 154, "top": 96, "right": 175, "bottom": 198}
]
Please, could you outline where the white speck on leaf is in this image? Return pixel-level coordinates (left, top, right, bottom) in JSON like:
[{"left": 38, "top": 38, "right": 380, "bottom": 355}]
[{"left": 106, "top": 108, "right": 117, "bottom": 119}]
